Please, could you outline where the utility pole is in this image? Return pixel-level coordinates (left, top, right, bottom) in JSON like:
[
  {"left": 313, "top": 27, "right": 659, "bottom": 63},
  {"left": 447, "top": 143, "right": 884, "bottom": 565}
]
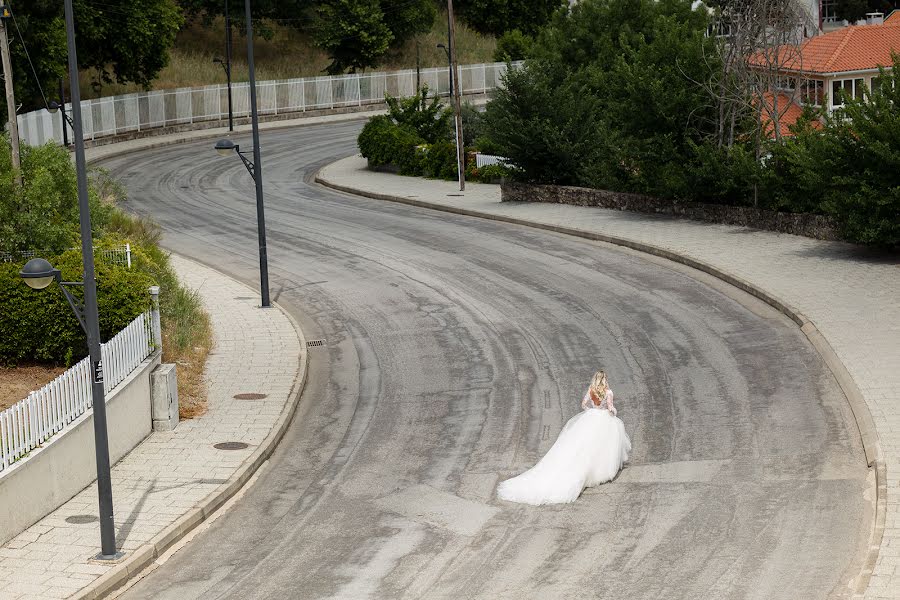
[
  {"left": 447, "top": 0, "right": 465, "bottom": 191},
  {"left": 0, "top": 4, "right": 22, "bottom": 186}
]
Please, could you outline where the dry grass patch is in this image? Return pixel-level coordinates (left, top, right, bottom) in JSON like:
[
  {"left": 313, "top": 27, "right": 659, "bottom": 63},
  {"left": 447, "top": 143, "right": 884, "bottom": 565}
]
[
  {"left": 0, "top": 365, "right": 66, "bottom": 412},
  {"left": 80, "top": 13, "right": 496, "bottom": 98}
]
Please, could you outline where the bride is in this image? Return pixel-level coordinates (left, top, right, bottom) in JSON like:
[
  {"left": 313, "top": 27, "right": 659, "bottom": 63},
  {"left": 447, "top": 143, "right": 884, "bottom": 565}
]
[{"left": 497, "top": 371, "right": 631, "bottom": 505}]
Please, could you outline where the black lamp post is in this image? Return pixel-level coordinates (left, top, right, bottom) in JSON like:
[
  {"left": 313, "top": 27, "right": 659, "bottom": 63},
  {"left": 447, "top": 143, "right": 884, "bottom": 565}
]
[
  {"left": 214, "top": 137, "right": 270, "bottom": 308},
  {"left": 47, "top": 99, "right": 74, "bottom": 141},
  {"left": 212, "top": 0, "right": 270, "bottom": 309},
  {"left": 437, "top": 43, "right": 453, "bottom": 94},
  {"left": 213, "top": 57, "right": 233, "bottom": 132},
  {"left": 34, "top": 0, "right": 122, "bottom": 561}
]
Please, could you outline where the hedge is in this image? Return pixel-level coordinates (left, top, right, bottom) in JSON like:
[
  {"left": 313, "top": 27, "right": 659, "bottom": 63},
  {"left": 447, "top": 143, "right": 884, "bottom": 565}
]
[{"left": 0, "top": 248, "right": 154, "bottom": 366}]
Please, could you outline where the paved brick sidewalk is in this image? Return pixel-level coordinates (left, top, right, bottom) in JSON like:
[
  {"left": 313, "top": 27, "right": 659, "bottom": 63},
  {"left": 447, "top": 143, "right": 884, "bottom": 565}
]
[
  {"left": 0, "top": 256, "right": 304, "bottom": 600},
  {"left": 319, "top": 155, "right": 900, "bottom": 600}
]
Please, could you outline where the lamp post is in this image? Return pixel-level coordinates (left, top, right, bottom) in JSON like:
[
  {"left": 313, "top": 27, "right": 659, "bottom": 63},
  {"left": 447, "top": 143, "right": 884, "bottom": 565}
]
[
  {"left": 437, "top": 42, "right": 464, "bottom": 191},
  {"left": 47, "top": 99, "right": 74, "bottom": 146},
  {"left": 56, "top": 78, "right": 69, "bottom": 146},
  {"left": 45, "top": 0, "right": 122, "bottom": 561},
  {"left": 213, "top": 57, "right": 233, "bottom": 132},
  {"left": 213, "top": 136, "right": 270, "bottom": 308},
  {"left": 211, "top": 0, "right": 271, "bottom": 308}
]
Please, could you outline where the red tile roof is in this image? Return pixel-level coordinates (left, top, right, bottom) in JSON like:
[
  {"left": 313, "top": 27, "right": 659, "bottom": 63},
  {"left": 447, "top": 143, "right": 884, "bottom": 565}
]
[
  {"left": 755, "top": 23, "right": 900, "bottom": 75},
  {"left": 885, "top": 10, "right": 900, "bottom": 24},
  {"left": 758, "top": 92, "right": 822, "bottom": 139}
]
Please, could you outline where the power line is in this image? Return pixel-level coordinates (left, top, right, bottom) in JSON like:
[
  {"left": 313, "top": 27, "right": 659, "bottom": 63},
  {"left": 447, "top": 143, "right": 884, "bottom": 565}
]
[{"left": 7, "top": 1, "right": 49, "bottom": 109}]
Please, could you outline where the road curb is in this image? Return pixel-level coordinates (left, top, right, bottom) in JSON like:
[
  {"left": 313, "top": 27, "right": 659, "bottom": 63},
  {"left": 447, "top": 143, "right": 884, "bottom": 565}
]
[
  {"left": 74, "top": 255, "right": 310, "bottom": 600},
  {"left": 315, "top": 171, "right": 886, "bottom": 599}
]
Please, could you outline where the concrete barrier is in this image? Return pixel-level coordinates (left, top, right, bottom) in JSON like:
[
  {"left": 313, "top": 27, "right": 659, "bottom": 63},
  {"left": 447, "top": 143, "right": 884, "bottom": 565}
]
[{"left": 0, "top": 352, "right": 161, "bottom": 546}]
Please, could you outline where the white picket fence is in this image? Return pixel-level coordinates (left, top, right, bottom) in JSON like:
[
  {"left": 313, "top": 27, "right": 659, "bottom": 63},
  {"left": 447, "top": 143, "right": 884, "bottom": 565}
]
[
  {"left": 0, "top": 312, "right": 155, "bottom": 472},
  {"left": 0, "top": 244, "right": 132, "bottom": 268},
  {"left": 17, "top": 61, "right": 522, "bottom": 148}
]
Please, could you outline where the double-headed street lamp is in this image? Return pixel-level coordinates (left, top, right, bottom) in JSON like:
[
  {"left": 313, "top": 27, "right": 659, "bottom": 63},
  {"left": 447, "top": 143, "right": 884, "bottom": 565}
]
[{"left": 214, "top": 0, "right": 271, "bottom": 309}]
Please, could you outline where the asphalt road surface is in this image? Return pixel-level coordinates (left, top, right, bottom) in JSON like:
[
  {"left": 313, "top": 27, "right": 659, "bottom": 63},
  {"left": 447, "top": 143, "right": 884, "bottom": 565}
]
[{"left": 102, "top": 121, "right": 870, "bottom": 600}]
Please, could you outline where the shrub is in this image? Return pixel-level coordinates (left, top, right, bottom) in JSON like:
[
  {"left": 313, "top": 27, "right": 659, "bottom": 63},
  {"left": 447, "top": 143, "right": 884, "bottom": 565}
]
[
  {"left": 494, "top": 29, "right": 533, "bottom": 62},
  {"left": 0, "top": 248, "right": 154, "bottom": 366},
  {"left": 0, "top": 139, "right": 112, "bottom": 255},
  {"left": 385, "top": 86, "right": 452, "bottom": 144},
  {"left": 460, "top": 102, "right": 484, "bottom": 147},
  {"left": 420, "top": 141, "right": 459, "bottom": 180}
]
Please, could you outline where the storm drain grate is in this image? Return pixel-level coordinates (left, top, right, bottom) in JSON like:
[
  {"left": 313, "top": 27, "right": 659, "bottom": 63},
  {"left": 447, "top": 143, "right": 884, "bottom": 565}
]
[
  {"left": 214, "top": 442, "right": 249, "bottom": 451},
  {"left": 233, "top": 392, "right": 268, "bottom": 400},
  {"left": 307, "top": 340, "right": 326, "bottom": 348},
  {"left": 234, "top": 296, "right": 254, "bottom": 300},
  {"left": 66, "top": 515, "right": 99, "bottom": 525}
]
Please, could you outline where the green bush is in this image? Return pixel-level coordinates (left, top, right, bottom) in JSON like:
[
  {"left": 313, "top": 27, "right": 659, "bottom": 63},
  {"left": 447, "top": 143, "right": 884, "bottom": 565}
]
[
  {"left": 420, "top": 141, "right": 459, "bottom": 180},
  {"left": 494, "top": 29, "right": 533, "bottom": 62},
  {"left": 0, "top": 139, "right": 112, "bottom": 255},
  {"left": 385, "top": 86, "right": 452, "bottom": 144},
  {"left": 0, "top": 248, "right": 154, "bottom": 366}
]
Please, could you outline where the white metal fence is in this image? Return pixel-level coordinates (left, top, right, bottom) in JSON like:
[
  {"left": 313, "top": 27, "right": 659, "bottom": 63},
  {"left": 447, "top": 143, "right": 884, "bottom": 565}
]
[
  {"left": 17, "top": 62, "right": 522, "bottom": 148},
  {"left": 0, "top": 244, "right": 132, "bottom": 268},
  {"left": 0, "top": 311, "right": 155, "bottom": 472}
]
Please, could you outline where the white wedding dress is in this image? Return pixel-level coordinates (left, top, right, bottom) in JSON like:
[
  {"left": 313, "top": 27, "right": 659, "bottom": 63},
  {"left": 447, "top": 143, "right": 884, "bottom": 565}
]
[{"left": 497, "top": 388, "right": 631, "bottom": 505}]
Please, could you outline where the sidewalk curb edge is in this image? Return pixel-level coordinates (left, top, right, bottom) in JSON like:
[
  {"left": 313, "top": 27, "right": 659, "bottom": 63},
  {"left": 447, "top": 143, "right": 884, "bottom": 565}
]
[{"left": 75, "top": 254, "right": 310, "bottom": 600}]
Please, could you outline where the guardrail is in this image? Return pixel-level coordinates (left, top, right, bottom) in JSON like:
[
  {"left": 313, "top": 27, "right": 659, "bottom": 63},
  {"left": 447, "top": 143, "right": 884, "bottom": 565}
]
[
  {"left": 0, "top": 311, "right": 155, "bottom": 471},
  {"left": 17, "top": 62, "right": 521, "bottom": 148}
]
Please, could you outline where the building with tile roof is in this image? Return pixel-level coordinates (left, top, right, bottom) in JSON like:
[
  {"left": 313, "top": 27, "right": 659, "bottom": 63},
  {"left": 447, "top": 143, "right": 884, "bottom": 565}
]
[{"left": 751, "top": 18, "right": 900, "bottom": 136}]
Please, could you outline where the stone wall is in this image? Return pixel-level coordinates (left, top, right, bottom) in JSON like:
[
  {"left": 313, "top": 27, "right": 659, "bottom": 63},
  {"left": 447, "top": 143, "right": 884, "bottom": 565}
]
[{"left": 501, "top": 181, "right": 841, "bottom": 241}]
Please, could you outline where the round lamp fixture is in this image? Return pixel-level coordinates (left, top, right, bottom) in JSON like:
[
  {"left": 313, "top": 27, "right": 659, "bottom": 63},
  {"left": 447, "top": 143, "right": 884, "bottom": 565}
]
[
  {"left": 20, "top": 258, "right": 60, "bottom": 290},
  {"left": 215, "top": 139, "right": 236, "bottom": 157},
  {"left": 47, "top": 100, "right": 61, "bottom": 114}
]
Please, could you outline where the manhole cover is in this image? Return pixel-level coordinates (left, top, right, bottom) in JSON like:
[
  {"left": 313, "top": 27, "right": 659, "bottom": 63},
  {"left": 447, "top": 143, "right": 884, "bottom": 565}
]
[
  {"left": 307, "top": 340, "right": 326, "bottom": 348},
  {"left": 214, "top": 442, "right": 249, "bottom": 451},
  {"left": 233, "top": 392, "right": 268, "bottom": 400},
  {"left": 66, "top": 515, "right": 99, "bottom": 524}
]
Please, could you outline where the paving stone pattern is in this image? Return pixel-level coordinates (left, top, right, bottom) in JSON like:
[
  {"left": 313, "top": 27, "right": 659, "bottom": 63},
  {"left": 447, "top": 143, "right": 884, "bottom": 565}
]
[
  {"left": 0, "top": 256, "right": 302, "bottom": 600},
  {"left": 320, "top": 155, "right": 900, "bottom": 600}
]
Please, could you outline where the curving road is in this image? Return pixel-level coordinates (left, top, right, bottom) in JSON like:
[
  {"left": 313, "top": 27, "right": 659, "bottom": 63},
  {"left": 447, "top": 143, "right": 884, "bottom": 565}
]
[{"left": 103, "top": 122, "right": 870, "bottom": 600}]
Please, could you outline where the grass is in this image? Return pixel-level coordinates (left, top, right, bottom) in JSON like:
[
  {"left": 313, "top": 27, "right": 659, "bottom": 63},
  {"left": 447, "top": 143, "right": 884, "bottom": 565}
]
[{"left": 80, "top": 11, "right": 496, "bottom": 98}]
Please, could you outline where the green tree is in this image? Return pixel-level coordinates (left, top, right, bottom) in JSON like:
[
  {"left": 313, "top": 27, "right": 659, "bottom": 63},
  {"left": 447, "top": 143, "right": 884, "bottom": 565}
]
[
  {"left": 457, "top": 0, "right": 565, "bottom": 36},
  {"left": 1, "top": 0, "right": 183, "bottom": 112},
  {"left": 493, "top": 29, "right": 533, "bottom": 62},
  {"left": 313, "top": 0, "right": 434, "bottom": 74}
]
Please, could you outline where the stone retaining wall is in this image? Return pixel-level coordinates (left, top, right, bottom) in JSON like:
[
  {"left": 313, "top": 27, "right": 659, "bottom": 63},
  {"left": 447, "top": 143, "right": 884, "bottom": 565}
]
[{"left": 501, "top": 181, "right": 840, "bottom": 241}]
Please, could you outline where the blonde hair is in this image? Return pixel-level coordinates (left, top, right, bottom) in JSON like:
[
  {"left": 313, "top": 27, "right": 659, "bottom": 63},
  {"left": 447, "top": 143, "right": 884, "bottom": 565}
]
[{"left": 589, "top": 371, "right": 609, "bottom": 405}]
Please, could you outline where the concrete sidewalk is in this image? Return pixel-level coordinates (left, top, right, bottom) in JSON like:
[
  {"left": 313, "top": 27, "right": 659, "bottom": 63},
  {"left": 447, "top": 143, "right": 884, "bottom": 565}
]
[
  {"left": 318, "top": 154, "right": 900, "bottom": 600},
  {"left": 0, "top": 256, "right": 305, "bottom": 600}
]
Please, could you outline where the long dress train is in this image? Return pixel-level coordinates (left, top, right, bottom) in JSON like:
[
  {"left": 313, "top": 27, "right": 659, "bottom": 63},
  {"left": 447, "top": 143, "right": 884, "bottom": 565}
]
[{"left": 497, "top": 389, "right": 630, "bottom": 505}]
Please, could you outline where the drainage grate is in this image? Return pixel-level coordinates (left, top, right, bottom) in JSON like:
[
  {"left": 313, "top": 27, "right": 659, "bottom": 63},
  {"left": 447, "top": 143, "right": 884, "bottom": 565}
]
[
  {"left": 214, "top": 442, "right": 249, "bottom": 451},
  {"left": 234, "top": 296, "right": 254, "bottom": 300},
  {"left": 307, "top": 340, "right": 326, "bottom": 348},
  {"left": 66, "top": 515, "right": 99, "bottom": 525},
  {"left": 233, "top": 392, "right": 268, "bottom": 400},
  {"left": 447, "top": 194, "right": 464, "bottom": 197}
]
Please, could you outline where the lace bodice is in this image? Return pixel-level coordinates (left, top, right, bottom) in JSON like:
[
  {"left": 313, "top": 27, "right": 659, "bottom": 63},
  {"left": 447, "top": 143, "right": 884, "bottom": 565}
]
[{"left": 581, "top": 387, "right": 615, "bottom": 414}]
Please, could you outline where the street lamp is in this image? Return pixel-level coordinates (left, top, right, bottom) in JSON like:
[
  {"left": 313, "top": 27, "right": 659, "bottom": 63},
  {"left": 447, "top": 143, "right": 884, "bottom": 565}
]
[
  {"left": 20, "top": 258, "right": 87, "bottom": 333},
  {"left": 213, "top": 56, "right": 233, "bottom": 131},
  {"left": 214, "top": 137, "right": 269, "bottom": 307},
  {"left": 211, "top": 0, "right": 271, "bottom": 309},
  {"left": 47, "top": 78, "right": 71, "bottom": 146},
  {"left": 52, "top": 0, "right": 123, "bottom": 561}
]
